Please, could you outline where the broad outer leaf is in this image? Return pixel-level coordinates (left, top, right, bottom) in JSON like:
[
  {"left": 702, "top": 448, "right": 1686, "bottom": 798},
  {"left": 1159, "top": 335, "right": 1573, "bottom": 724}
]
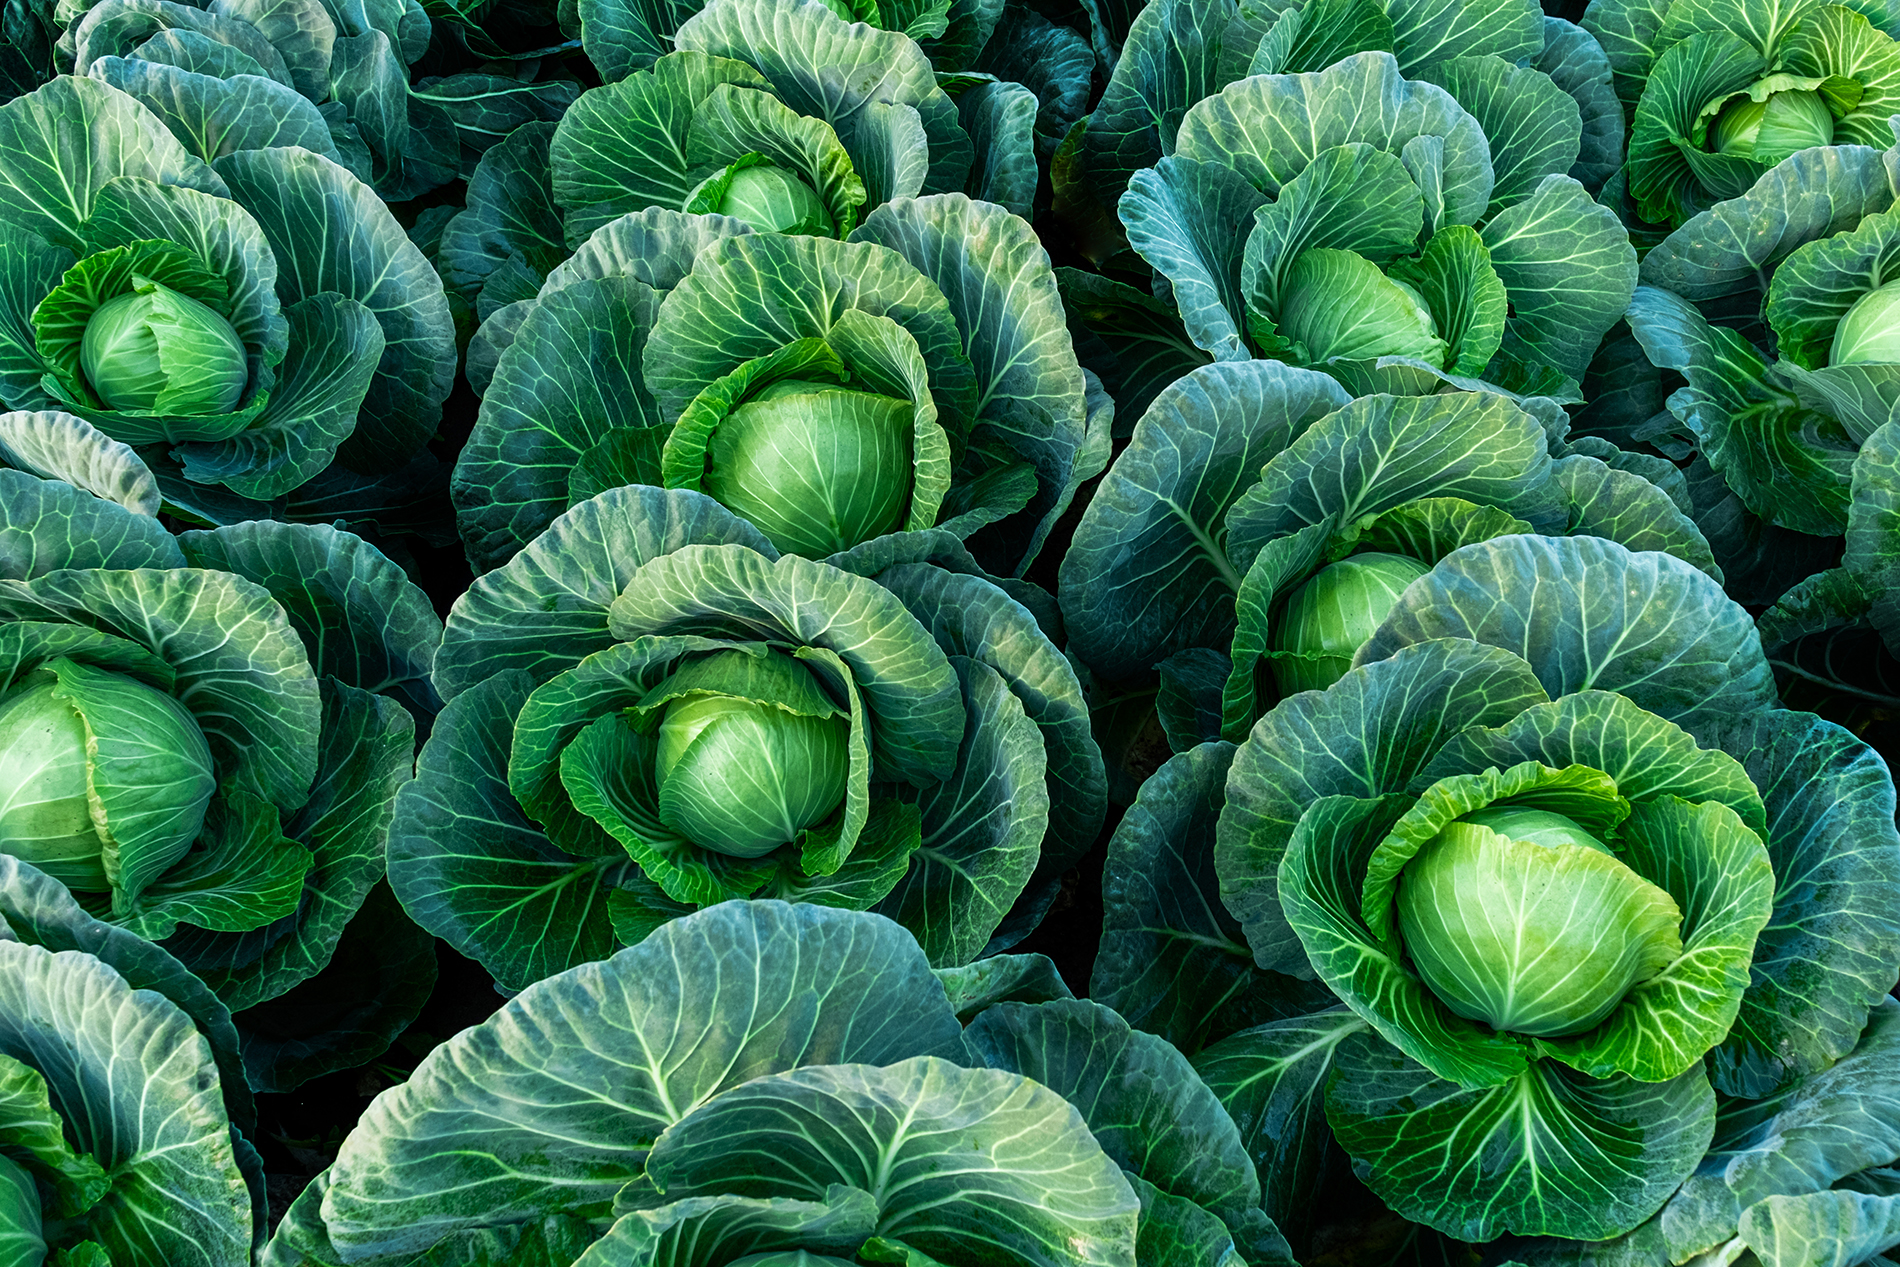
[{"left": 321, "top": 902, "right": 967, "bottom": 1259}]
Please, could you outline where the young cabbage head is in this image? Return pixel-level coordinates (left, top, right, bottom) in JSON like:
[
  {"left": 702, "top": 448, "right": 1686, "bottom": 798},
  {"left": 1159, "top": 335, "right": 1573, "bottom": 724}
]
[
  {"left": 79, "top": 275, "right": 248, "bottom": 415},
  {"left": 702, "top": 378, "right": 915, "bottom": 556},
  {"left": 1271, "top": 552, "right": 1432, "bottom": 695},
  {"left": 0, "top": 658, "right": 216, "bottom": 900},
  {"left": 1276, "top": 248, "right": 1449, "bottom": 367},
  {"left": 1830, "top": 278, "right": 1900, "bottom": 365},
  {"left": 648, "top": 649, "right": 852, "bottom": 857},
  {"left": 1710, "top": 82, "right": 1835, "bottom": 166},
  {"left": 687, "top": 160, "right": 835, "bottom": 237},
  {"left": 1395, "top": 805, "right": 1684, "bottom": 1037}
]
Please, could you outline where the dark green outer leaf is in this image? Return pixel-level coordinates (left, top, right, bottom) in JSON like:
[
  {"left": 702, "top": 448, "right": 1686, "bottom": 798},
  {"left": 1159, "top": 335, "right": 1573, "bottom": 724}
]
[
  {"left": 1173, "top": 51, "right": 1495, "bottom": 227},
  {"left": 434, "top": 485, "right": 775, "bottom": 701},
  {"left": 454, "top": 275, "right": 666, "bottom": 574},
  {"left": 573, "top": 1189, "right": 881, "bottom": 1267},
  {"left": 637, "top": 1057, "right": 1140, "bottom": 1267},
  {"left": 388, "top": 668, "right": 627, "bottom": 990},
  {"left": 1384, "top": 0, "right": 1542, "bottom": 71},
  {"left": 1071, "top": 0, "right": 1236, "bottom": 223},
  {"left": 870, "top": 653, "right": 1047, "bottom": 963},
  {"left": 1193, "top": 1008, "right": 1367, "bottom": 1245},
  {"left": 1659, "top": 997, "right": 1900, "bottom": 1263},
  {"left": 0, "top": 74, "right": 225, "bottom": 254},
  {"left": 1692, "top": 708, "right": 1900, "bottom": 1098},
  {"left": 0, "top": 409, "right": 162, "bottom": 516},
  {"left": 1534, "top": 17, "right": 1623, "bottom": 192},
  {"left": 1223, "top": 390, "right": 1563, "bottom": 571},
  {"left": 0, "top": 940, "right": 253, "bottom": 1266},
  {"left": 1326, "top": 1030, "right": 1716, "bottom": 1242},
  {"left": 1849, "top": 420, "right": 1900, "bottom": 652},
  {"left": 1552, "top": 453, "right": 1722, "bottom": 580},
  {"left": 1625, "top": 285, "right": 1855, "bottom": 539},
  {"left": 320, "top": 902, "right": 966, "bottom": 1260},
  {"left": 213, "top": 146, "right": 455, "bottom": 469},
  {"left": 935, "top": 953, "right": 1073, "bottom": 1022},
  {"left": 1639, "top": 145, "right": 1895, "bottom": 305},
  {"left": 178, "top": 520, "right": 441, "bottom": 710},
  {"left": 1119, "top": 154, "right": 1268, "bottom": 363},
  {"left": 0, "top": 466, "right": 182, "bottom": 579},
  {"left": 1580, "top": 0, "right": 1670, "bottom": 118},
  {"left": 1056, "top": 270, "right": 1214, "bottom": 431},
  {"left": 90, "top": 58, "right": 346, "bottom": 167},
  {"left": 964, "top": 997, "right": 1262, "bottom": 1220},
  {"left": 1415, "top": 55, "right": 1579, "bottom": 216},
  {"left": 0, "top": 854, "right": 254, "bottom": 1134},
  {"left": 232, "top": 879, "right": 437, "bottom": 1093},
  {"left": 875, "top": 563, "right": 1106, "bottom": 922},
  {"left": 438, "top": 120, "right": 566, "bottom": 317},
  {"left": 1359, "top": 534, "right": 1778, "bottom": 733},
  {"left": 1096, "top": 741, "right": 1334, "bottom": 1053},
  {"left": 1481, "top": 175, "right": 1637, "bottom": 383}
]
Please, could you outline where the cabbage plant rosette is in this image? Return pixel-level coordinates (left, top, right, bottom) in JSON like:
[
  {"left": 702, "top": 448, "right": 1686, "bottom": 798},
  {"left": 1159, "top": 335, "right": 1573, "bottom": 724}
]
[
  {"left": 1114, "top": 50, "right": 1635, "bottom": 400},
  {"left": 435, "top": 0, "right": 1090, "bottom": 321},
  {"left": 0, "top": 458, "right": 437, "bottom": 1088},
  {"left": 1056, "top": 365, "right": 1718, "bottom": 749},
  {"left": 1588, "top": 0, "right": 1900, "bottom": 226},
  {"left": 0, "top": 76, "right": 455, "bottom": 512},
  {"left": 393, "top": 483, "right": 1101, "bottom": 988},
  {"left": 0, "top": 939, "right": 255, "bottom": 1266},
  {"left": 453, "top": 195, "right": 1106, "bottom": 579},
  {"left": 1215, "top": 532, "right": 1900, "bottom": 1240},
  {"left": 260, "top": 901, "right": 1295, "bottom": 1267},
  {"left": 51, "top": 0, "right": 574, "bottom": 203},
  {"left": 1627, "top": 144, "right": 1900, "bottom": 614}
]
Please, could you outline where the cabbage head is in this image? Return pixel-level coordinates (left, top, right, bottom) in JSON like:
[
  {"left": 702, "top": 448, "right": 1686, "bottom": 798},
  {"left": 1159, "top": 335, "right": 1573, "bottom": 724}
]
[
  {"left": 0, "top": 448, "right": 440, "bottom": 1088},
  {"left": 390, "top": 484, "right": 1106, "bottom": 990},
  {"left": 1113, "top": 51, "right": 1635, "bottom": 399},
  {"left": 1210, "top": 533, "right": 1900, "bottom": 1242},
  {"left": 0, "top": 77, "right": 455, "bottom": 515}
]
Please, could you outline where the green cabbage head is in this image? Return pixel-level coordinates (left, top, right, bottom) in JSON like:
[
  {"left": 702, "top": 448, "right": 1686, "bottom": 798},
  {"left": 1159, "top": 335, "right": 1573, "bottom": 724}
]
[
  {"left": 1270, "top": 551, "right": 1431, "bottom": 695},
  {"left": 695, "top": 376, "right": 917, "bottom": 557},
  {"left": 78, "top": 275, "right": 248, "bottom": 415},
  {"left": 686, "top": 158, "right": 837, "bottom": 237},
  {"left": 1830, "top": 277, "right": 1900, "bottom": 366},
  {"left": 1215, "top": 535, "right": 1802, "bottom": 1244},
  {"left": 1275, "top": 249, "right": 1450, "bottom": 367},
  {"left": 0, "top": 658, "right": 215, "bottom": 909},
  {"left": 1708, "top": 80, "right": 1836, "bottom": 166},
  {"left": 648, "top": 649, "right": 852, "bottom": 857},
  {"left": 1396, "top": 805, "right": 1684, "bottom": 1037}
]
